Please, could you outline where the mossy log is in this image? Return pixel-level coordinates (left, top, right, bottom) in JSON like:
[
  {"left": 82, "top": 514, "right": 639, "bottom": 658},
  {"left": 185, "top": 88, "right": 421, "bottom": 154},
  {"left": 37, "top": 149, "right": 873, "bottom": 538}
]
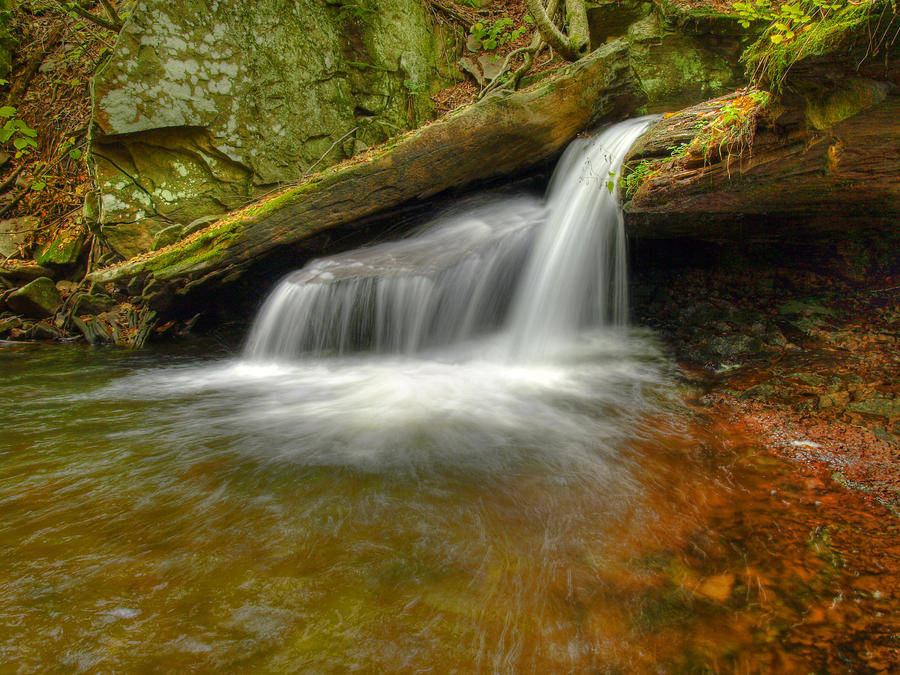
[
  {"left": 88, "top": 39, "right": 644, "bottom": 305},
  {"left": 623, "top": 19, "right": 900, "bottom": 240}
]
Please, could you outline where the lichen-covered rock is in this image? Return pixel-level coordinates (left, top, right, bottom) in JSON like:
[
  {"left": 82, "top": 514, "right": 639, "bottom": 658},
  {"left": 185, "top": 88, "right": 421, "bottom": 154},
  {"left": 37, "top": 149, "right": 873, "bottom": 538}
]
[
  {"left": 7, "top": 277, "right": 61, "bottom": 319},
  {"left": 91, "top": 0, "right": 458, "bottom": 258},
  {"left": 626, "top": 12, "right": 741, "bottom": 111}
]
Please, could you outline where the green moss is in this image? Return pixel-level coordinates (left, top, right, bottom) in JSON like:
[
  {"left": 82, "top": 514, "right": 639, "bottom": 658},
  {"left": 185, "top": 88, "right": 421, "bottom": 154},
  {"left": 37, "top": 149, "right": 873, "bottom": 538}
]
[{"left": 805, "top": 78, "right": 888, "bottom": 130}]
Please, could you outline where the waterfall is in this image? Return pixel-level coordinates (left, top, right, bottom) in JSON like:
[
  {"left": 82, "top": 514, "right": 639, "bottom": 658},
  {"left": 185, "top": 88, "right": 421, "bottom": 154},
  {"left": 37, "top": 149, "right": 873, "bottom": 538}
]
[{"left": 245, "top": 118, "right": 655, "bottom": 361}]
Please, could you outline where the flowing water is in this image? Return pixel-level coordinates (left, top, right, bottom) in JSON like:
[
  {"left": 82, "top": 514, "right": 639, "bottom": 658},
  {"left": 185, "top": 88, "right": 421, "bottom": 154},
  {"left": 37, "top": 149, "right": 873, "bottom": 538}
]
[{"left": 2, "top": 120, "right": 898, "bottom": 672}]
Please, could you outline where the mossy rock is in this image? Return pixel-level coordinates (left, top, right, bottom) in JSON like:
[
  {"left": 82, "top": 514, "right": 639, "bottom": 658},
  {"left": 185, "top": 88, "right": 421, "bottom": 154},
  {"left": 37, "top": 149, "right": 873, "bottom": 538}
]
[
  {"left": 35, "top": 231, "right": 86, "bottom": 266},
  {"left": 7, "top": 277, "right": 61, "bottom": 319},
  {"left": 626, "top": 13, "right": 742, "bottom": 111},
  {"left": 91, "top": 0, "right": 457, "bottom": 259}
]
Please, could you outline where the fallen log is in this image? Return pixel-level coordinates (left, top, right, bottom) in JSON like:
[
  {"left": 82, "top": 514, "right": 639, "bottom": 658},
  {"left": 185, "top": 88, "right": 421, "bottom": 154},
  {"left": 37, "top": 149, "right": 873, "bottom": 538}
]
[{"left": 88, "top": 39, "right": 644, "bottom": 305}]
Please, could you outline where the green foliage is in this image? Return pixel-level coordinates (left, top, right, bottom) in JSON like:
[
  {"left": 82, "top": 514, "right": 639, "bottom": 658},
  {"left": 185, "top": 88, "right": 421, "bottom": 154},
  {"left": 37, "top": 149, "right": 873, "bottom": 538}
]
[
  {"left": 623, "top": 159, "right": 658, "bottom": 198},
  {"left": 737, "top": 0, "right": 877, "bottom": 88},
  {"left": 60, "top": 135, "right": 83, "bottom": 161},
  {"left": 0, "top": 106, "right": 38, "bottom": 158},
  {"left": 469, "top": 16, "right": 530, "bottom": 51}
]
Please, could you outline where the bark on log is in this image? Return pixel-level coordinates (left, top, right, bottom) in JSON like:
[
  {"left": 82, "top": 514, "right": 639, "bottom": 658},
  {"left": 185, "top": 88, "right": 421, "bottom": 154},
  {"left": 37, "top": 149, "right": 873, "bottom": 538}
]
[
  {"left": 623, "top": 86, "right": 900, "bottom": 240},
  {"left": 88, "top": 39, "right": 645, "bottom": 300}
]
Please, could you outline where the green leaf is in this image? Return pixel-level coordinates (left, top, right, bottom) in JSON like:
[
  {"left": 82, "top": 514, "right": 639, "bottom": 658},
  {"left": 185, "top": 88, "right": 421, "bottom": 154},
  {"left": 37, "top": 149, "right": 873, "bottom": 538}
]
[
  {"left": 30, "top": 179, "right": 46, "bottom": 191},
  {"left": 13, "top": 136, "right": 36, "bottom": 150},
  {"left": 769, "top": 33, "right": 785, "bottom": 43},
  {"left": 0, "top": 128, "right": 12, "bottom": 143},
  {"left": 524, "top": 14, "right": 533, "bottom": 23},
  {"left": 774, "top": 21, "right": 788, "bottom": 30},
  {"left": 482, "top": 38, "right": 497, "bottom": 50},
  {"left": 606, "top": 180, "right": 615, "bottom": 194},
  {"left": 68, "top": 148, "right": 83, "bottom": 160},
  {"left": 0, "top": 105, "right": 16, "bottom": 118}
]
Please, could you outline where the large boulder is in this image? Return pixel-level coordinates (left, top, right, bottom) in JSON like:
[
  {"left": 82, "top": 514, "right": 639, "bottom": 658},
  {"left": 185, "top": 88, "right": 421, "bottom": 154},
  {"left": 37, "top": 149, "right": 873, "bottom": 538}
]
[
  {"left": 90, "top": 0, "right": 459, "bottom": 258},
  {"left": 587, "top": 0, "right": 751, "bottom": 111},
  {"left": 7, "top": 277, "right": 61, "bottom": 319}
]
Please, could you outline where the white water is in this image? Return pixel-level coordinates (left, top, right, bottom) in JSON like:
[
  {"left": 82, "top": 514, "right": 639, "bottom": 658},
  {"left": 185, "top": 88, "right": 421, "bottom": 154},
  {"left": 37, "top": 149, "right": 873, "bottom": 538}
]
[
  {"left": 246, "top": 117, "right": 656, "bottom": 361},
  {"left": 87, "top": 118, "right": 667, "bottom": 475}
]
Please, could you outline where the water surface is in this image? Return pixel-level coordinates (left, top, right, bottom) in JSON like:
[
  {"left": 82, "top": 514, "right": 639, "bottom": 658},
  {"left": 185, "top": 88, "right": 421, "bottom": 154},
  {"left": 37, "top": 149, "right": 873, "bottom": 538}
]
[{"left": 1, "top": 341, "right": 897, "bottom": 672}]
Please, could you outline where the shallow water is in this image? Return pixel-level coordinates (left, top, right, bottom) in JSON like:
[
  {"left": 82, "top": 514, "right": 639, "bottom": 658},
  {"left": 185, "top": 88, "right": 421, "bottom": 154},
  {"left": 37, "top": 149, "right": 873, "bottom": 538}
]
[{"left": 2, "top": 340, "right": 898, "bottom": 672}]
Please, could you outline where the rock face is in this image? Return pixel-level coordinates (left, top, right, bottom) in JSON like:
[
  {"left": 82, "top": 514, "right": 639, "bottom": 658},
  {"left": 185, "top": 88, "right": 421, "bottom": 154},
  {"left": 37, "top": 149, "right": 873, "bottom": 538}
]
[
  {"left": 91, "top": 0, "right": 459, "bottom": 258},
  {"left": 588, "top": 0, "right": 749, "bottom": 111}
]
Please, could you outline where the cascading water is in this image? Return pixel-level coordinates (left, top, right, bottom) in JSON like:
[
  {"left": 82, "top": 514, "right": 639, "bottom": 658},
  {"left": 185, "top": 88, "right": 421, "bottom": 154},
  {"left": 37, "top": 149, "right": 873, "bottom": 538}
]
[
  {"left": 245, "top": 117, "right": 656, "bottom": 361},
  {"left": 79, "top": 118, "right": 667, "bottom": 474}
]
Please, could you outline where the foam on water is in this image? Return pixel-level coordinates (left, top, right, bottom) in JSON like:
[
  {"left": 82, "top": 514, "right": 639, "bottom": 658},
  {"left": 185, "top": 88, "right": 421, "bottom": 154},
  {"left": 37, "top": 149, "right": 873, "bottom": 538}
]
[{"left": 91, "top": 118, "right": 663, "bottom": 474}]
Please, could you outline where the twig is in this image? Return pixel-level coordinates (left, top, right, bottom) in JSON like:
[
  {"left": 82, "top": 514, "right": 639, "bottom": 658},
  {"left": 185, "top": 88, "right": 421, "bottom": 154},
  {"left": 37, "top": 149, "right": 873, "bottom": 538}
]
[
  {"left": 0, "top": 164, "right": 26, "bottom": 193},
  {"left": 426, "top": 0, "right": 479, "bottom": 26},
  {"left": 6, "top": 24, "right": 65, "bottom": 106},
  {"left": 98, "top": 0, "right": 124, "bottom": 30},
  {"left": 0, "top": 189, "right": 28, "bottom": 218},
  {"left": 300, "top": 126, "right": 359, "bottom": 181},
  {"left": 50, "top": 0, "right": 119, "bottom": 32}
]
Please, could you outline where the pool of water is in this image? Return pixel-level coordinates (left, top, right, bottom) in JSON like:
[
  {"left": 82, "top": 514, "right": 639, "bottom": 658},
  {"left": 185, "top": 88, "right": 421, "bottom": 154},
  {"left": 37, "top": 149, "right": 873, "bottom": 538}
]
[{"left": 1, "top": 338, "right": 898, "bottom": 672}]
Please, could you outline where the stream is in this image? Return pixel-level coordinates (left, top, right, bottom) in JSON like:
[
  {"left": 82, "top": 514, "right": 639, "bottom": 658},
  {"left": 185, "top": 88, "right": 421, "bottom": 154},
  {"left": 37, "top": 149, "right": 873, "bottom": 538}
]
[{"left": 1, "top": 119, "right": 897, "bottom": 672}]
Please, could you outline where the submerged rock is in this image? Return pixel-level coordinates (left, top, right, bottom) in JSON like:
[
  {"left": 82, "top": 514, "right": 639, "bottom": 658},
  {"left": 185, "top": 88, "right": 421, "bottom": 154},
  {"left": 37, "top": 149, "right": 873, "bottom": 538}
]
[{"left": 6, "top": 277, "right": 61, "bottom": 319}]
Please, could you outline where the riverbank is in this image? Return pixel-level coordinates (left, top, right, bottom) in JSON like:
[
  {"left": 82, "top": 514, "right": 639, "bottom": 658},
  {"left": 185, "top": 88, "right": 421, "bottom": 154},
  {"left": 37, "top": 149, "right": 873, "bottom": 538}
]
[{"left": 632, "top": 231, "right": 900, "bottom": 512}]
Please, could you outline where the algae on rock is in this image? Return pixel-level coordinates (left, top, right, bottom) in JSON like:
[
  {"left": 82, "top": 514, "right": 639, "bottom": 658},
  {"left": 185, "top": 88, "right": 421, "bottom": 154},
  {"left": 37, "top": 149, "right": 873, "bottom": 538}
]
[{"left": 90, "top": 0, "right": 459, "bottom": 259}]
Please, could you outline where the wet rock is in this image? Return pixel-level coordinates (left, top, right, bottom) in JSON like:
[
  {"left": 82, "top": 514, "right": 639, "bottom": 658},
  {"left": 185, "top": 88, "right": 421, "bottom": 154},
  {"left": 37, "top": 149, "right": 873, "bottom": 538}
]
[
  {"left": 626, "top": 12, "right": 742, "bottom": 111},
  {"left": 0, "top": 314, "right": 22, "bottom": 335},
  {"left": 709, "top": 334, "right": 761, "bottom": 360},
  {"left": 55, "top": 280, "right": 79, "bottom": 296},
  {"left": 695, "top": 573, "right": 734, "bottom": 602},
  {"left": 31, "top": 321, "right": 63, "bottom": 340},
  {"left": 790, "top": 372, "right": 826, "bottom": 387},
  {"left": 74, "top": 293, "right": 115, "bottom": 315},
  {"left": 847, "top": 397, "right": 900, "bottom": 421},
  {"left": 740, "top": 383, "right": 777, "bottom": 400},
  {"left": 6, "top": 277, "right": 61, "bottom": 319},
  {"left": 818, "top": 391, "right": 850, "bottom": 410}
]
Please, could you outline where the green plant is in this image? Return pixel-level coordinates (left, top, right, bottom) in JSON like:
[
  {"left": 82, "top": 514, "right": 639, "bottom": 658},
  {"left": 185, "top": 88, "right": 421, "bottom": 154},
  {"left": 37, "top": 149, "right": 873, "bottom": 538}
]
[
  {"left": 734, "top": 0, "right": 843, "bottom": 43},
  {"left": 469, "top": 15, "right": 531, "bottom": 51},
  {"left": 622, "top": 159, "right": 658, "bottom": 198},
  {"left": 0, "top": 105, "right": 38, "bottom": 158},
  {"left": 693, "top": 89, "right": 771, "bottom": 171},
  {"left": 737, "top": 0, "right": 878, "bottom": 87},
  {"left": 667, "top": 143, "right": 690, "bottom": 161}
]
